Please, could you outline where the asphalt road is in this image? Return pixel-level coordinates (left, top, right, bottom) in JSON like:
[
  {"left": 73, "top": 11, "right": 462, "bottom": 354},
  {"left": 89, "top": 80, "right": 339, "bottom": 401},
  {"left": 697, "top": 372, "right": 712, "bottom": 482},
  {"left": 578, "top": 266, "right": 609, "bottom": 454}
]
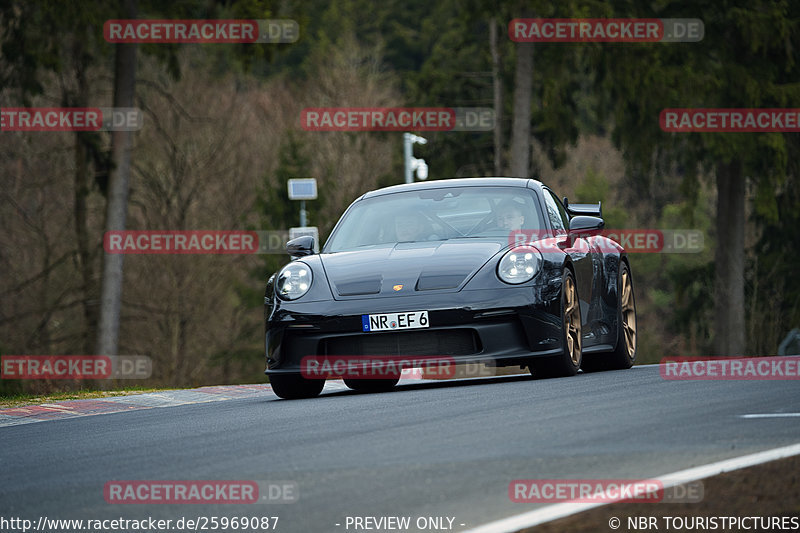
[{"left": 1, "top": 365, "right": 799, "bottom": 533}]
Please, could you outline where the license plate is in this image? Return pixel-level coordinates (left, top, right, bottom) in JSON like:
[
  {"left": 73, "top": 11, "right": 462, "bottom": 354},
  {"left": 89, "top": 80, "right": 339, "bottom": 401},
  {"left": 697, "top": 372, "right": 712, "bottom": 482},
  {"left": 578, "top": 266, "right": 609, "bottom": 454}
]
[{"left": 361, "top": 311, "right": 429, "bottom": 332}]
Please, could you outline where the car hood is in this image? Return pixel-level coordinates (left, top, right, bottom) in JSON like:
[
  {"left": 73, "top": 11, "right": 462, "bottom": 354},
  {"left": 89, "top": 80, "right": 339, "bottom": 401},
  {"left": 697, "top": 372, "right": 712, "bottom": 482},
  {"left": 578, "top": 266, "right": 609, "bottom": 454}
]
[{"left": 320, "top": 240, "right": 504, "bottom": 299}]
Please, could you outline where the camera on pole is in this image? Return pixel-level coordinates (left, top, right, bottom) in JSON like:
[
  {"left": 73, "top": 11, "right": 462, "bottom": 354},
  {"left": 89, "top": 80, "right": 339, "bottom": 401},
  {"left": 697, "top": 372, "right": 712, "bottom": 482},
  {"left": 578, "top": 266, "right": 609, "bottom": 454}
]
[{"left": 403, "top": 133, "right": 428, "bottom": 183}]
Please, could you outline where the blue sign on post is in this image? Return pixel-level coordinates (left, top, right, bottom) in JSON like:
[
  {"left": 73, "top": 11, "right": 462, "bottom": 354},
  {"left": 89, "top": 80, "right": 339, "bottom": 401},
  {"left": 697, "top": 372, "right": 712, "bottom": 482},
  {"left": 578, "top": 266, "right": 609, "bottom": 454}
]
[{"left": 287, "top": 178, "right": 318, "bottom": 200}]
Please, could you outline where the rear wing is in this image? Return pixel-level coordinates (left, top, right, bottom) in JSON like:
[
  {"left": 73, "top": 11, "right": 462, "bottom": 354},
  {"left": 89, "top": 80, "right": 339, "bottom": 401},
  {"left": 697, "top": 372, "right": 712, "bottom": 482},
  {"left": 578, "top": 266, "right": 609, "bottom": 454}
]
[{"left": 563, "top": 197, "right": 602, "bottom": 218}]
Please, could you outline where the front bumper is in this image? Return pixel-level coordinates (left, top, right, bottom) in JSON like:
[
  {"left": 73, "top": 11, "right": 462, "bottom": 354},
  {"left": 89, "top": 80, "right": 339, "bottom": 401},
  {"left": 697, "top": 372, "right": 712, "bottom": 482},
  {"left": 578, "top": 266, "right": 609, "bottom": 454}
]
[{"left": 265, "top": 286, "right": 563, "bottom": 374}]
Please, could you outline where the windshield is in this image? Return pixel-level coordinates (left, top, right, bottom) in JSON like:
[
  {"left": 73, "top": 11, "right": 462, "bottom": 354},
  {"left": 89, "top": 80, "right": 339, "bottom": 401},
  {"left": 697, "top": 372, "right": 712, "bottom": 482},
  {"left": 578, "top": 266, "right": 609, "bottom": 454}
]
[{"left": 324, "top": 186, "right": 543, "bottom": 252}]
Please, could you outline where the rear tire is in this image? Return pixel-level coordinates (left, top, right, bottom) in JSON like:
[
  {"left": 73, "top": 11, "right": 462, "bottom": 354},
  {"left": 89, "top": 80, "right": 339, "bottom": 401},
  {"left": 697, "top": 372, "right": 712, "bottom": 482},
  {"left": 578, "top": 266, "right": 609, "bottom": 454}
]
[
  {"left": 344, "top": 376, "right": 400, "bottom": 392},
  {"left": 581, "top": 261, "right": 637, "bottom": 372},
  {"left": 529, "top": 269, "right": 582, "bottom": 378},
  {"left": 269, "top": 374, "right": 325, "bottom": 399}
]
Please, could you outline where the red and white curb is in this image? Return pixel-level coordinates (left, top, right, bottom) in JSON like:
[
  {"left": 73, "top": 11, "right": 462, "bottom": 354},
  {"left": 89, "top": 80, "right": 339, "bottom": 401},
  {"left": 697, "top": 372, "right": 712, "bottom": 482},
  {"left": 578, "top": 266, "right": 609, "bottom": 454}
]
[
  {"left": 0, "top": 372, "right": 427, "bottom": 428},
  {"left": 0, "top": 384, "right": 271, "bottom": 427}
]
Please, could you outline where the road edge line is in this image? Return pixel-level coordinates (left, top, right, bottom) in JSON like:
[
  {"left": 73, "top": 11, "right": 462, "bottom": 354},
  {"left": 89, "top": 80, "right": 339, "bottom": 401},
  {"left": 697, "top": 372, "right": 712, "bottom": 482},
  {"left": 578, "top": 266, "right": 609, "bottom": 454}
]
[{"left": 463, "top": 441, "right": 800, "bottom": 533}]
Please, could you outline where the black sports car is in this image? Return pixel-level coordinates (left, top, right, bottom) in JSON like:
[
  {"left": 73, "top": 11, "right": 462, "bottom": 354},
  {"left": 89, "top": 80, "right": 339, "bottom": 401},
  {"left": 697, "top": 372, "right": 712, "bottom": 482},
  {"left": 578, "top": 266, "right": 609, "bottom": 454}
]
[{"left": 264, "top": 178, "right": 637, "bottom": 399}]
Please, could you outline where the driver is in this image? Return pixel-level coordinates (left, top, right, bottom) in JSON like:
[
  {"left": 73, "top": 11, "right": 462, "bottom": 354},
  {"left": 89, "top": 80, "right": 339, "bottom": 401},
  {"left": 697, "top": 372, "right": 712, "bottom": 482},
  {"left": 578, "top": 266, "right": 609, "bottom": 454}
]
[{"left": 495, "top": 200, "right": 526, "bottom": 232}]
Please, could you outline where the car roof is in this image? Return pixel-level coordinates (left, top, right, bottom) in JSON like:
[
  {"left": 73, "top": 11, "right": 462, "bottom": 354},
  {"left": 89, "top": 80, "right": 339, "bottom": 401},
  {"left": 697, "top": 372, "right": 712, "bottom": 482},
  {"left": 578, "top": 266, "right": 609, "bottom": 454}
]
[{"left": 361, "top": 177, "right": 544, "bottom": 199}]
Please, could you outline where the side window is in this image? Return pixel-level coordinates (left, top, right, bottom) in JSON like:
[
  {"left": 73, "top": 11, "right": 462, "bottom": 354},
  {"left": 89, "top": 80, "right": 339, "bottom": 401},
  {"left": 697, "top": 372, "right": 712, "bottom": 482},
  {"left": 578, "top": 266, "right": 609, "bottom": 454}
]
[
  {"left": 543, "top": 189, "right": 569, "bottom": 233},
  {"left": 553, "top": 192, "right": 571, "bottom": 229}
]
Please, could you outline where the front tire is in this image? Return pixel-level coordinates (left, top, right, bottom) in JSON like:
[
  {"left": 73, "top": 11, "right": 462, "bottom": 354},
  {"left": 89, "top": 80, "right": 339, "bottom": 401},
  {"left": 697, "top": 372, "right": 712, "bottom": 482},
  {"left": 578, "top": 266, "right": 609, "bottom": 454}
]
[
  {"left": 344, "top": 376, "right": 400, "bottom": 393},
  {"left": 530, "top": 269, "right": 582, "bottom": 378},
  {"left": 581, "top": 261, "right": 637, "bottom": 372},
  {"left": 269, "top": 374, "right": 325, "bottom": 399}
]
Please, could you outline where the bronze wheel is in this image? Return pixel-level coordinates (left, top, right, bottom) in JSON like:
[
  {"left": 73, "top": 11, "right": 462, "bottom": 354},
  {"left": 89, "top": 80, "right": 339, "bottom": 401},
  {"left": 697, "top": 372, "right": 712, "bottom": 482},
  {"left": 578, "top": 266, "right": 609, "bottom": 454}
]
[
  {"left": 564, "top": 273, "right": 582, "bottom": 366},
  {"left": 620, "top": 267, "right": 637, "bottom": 360},
  {"left": 581, "top": 261, "right": 637, "bottom": 372},
  {"left": 529, "top": 269, "right": 582, "bottom": 378}
]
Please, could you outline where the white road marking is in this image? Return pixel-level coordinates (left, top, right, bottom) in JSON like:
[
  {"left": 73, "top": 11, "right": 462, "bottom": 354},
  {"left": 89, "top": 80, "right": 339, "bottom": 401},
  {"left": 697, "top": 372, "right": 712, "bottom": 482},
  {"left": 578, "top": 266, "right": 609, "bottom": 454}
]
[
  {"left": 38, "top": 404, "right": 75, "bottom": 410},
  {"left": 741, "top": 413, "right": 800, "bottom": 419},
  {"left": 463, "top": 442, "right": 800, "bottom": 533}
]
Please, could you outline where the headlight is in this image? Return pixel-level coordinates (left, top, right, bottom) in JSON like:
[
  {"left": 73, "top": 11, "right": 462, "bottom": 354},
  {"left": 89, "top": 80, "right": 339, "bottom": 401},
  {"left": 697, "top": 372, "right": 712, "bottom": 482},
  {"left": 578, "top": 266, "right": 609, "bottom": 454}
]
[
  {"left": 497, "top": 246, "right": 541, "bottom": 284},
  {"left": 276, "top": 262, "right": 313, "bottom": 300}
]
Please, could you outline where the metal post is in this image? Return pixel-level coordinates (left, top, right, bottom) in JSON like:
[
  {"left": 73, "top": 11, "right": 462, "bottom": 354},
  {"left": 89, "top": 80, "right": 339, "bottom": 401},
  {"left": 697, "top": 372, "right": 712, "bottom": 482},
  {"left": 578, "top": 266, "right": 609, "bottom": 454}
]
[
  {"left": 403, "top": 133, "right": 413, "bottom": 184},
  {"left": 300, "top": 199, "right": 307, "bottom": 227}
]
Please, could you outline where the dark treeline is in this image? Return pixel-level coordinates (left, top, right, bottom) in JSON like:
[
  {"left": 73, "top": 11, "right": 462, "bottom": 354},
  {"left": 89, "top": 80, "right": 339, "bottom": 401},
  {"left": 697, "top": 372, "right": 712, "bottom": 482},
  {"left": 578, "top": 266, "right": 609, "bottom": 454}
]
[{"left": 1, "top": 0, "right": 798, "bottom": 394}]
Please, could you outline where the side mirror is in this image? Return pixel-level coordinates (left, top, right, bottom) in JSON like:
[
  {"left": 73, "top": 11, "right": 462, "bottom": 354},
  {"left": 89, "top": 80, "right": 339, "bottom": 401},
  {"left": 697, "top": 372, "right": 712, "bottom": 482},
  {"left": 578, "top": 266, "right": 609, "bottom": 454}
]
[
  {"left": 286, "top": 236, "right": 315, "bottom": 257},
  {"left": 569, "top": 215, "right": 604, "bottom": 235}
]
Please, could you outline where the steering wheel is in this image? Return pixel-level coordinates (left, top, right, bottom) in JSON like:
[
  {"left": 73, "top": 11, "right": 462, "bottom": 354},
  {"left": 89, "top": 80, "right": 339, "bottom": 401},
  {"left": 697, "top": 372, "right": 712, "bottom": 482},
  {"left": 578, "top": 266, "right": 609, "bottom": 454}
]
[{"left": 465, "top": 212, "right": 498, "bottom": 236}]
